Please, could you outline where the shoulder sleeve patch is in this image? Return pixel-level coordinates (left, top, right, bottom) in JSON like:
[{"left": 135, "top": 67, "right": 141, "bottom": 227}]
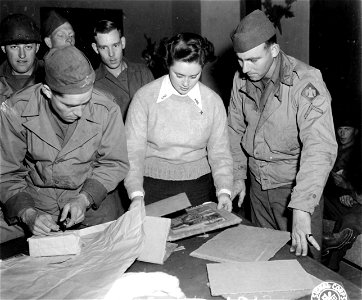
[{"left": 301, "top": 83, "right": 320, "bottom": 102}]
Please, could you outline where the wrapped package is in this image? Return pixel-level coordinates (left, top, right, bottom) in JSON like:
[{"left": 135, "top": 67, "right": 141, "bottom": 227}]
[{"left": 28, "top": 231, "right": 81, "bottom": 257}]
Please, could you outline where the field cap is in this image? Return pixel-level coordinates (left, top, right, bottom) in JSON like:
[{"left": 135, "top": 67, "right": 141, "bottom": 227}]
[
  {"left": 44, "top": 45, "right": 95, "bottom": 94},
  {"left": 231, "top": 9, "right": 276, "bottom": 53},
  {"left": 42, "top": 10, "right": 69, "bottom": 38}
]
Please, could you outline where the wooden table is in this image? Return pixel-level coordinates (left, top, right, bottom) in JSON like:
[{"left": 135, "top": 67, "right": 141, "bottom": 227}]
[{"left": 1, "top": 226, "right": 361, "bottom": 299}]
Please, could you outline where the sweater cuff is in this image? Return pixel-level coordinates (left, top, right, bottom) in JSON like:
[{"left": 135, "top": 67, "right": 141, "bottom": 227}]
[
  {"left": 3, "top": 192, "right": 35, "bottom": 224},
  {"left": 217, "top": 189, "right": 232, "bottom": 197},
  {"left": 130, "top": 191, "right": 145, "bottom": 200},
  {"left": 81, "top": 178, "right": 107, "bottom": 209}
]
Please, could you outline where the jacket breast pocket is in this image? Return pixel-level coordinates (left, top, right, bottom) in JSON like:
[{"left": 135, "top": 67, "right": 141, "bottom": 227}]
[{"left": 267, "top": 126, "right": 300, "bottom": 153}]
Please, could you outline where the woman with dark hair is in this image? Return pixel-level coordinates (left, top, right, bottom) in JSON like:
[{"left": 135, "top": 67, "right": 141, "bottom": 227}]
[{"left": 125, "top": 32, "right": 233, "bottom": 211}]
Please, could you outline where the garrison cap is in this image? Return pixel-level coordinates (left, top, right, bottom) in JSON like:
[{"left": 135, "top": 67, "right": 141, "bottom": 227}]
[
  {"left": 231, "top": 9, "right": 276, "bottom": 53},
  {"left": 42, "top": 10, "right": 69, "bottom": 38},
  {"left": 0, "top": 14, "right": 41, "bottom": 46},
  {"left": 44, "top": 46, "right": 95, "bottom": 94}
]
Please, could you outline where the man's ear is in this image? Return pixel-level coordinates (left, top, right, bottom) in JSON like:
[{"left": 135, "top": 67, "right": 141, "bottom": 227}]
[
  {"left": 44, "top": 37, "right": 52, "bottom": 49},
  {"left": 121, "top": 36, "right": 126, "bottom": 50},
  {"left": 91, "top": 42, "right": 99, "bottom": 54},
  {"left": 271, "top": 43, "right": 280, "bottom": 58},
  {"left": 1, "top": 46, "right": 5, "bottom": 54},
  {"left": 41, "top": 84, "right": 52, "bottom": 99},
  {"left": 35, "top": 43, "right": 40, "bottom": 53}
]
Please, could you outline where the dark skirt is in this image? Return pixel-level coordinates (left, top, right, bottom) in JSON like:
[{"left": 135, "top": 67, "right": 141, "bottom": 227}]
[{"left": 143, "top": 173, "right": 216, "bottom": 207}]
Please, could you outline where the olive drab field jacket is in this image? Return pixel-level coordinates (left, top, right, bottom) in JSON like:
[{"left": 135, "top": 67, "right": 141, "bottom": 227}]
[
  {"left": 0, "top": 84, "right": 129, "bottom": 221},
  {"left": 228, "top": 51, "right": 337, "bottom": 214},
  {"left": 0, "top": 59, "right": 44, "bottom": 104}
]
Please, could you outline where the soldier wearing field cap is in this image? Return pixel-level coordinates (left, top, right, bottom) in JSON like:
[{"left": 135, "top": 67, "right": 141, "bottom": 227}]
[
  {"left": 42, "top": 10, "right": 75, "bottom": 49},
  {"left": 228, "top": 9, "right": 338, "bottom": 260},
  {"left": 0, "top": 13, "right": 44, "bottom": 104},
  {"left": 0, "top": 45, "right": 129, "bottom": 242}
]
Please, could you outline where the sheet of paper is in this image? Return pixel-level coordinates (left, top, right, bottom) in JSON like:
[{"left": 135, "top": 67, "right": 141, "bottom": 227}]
[
  {"left": 223, "top": 272, "right": 324, "bottom": 299},
  {"left": 190, "top": 224, "right": 290, "bottom": 262},
  {"left": 137, "top": 216, "right": 171, "bottom": 264},
  {"left": 207, "top": 260, "right": 315, "bottom": 296},
  {"left": 0, "top": 200, "right": 145, "bottom": 300},
  {"left": 145, "top": 193, "right": 191, "bottom": 217}
]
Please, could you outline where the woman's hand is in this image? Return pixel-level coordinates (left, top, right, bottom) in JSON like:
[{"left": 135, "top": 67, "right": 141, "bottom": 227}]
[{"left": 217, "top": 193, "right": 232, "bottom": 212}]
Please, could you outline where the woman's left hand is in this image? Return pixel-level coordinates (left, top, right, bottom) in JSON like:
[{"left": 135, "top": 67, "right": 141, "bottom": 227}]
[{"left": 217, "top": 194, "right": 232, "bottom": 212}]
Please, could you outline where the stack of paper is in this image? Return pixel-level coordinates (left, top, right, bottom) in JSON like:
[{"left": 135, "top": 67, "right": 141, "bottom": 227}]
[
  {"left": 137, "top": 216, "right": 177, "bottom": 264},
  {"left": 207, "top": 260, "right": 316, "bottom": 298},
  {"left": 190, "top": 224, "right": 290, "bottom": 262}
]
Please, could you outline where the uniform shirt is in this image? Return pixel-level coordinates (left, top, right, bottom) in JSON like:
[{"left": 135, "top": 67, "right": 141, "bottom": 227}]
[
  {"left": 94, "top": 59, "right": 154, "bottom": 120},
  {"left": 228, "top": 50, "right": 338, "bottom": 214}
]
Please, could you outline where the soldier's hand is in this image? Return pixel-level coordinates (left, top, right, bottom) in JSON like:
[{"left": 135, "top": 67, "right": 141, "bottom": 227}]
[
  {"left": 290, "top": 209, "right": 320, "bottom": 256},
  {"left": 232, "top": 179, "right": 246, "bottom": 207},
  {"left": 60, "top": 194, "right": 89, "bottom": 228},
  {"left": 20, "top": 208, "right": 59, "bottom": 235},
  {"left": 339, "top": 195, "right": 355, "bottom": 207}
]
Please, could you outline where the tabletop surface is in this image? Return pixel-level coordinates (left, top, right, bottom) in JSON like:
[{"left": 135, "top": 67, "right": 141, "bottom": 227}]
[
  {"left": 1, "top": 224, "right": 361, "bottom": 299},
  {"left": 129, "top": 229, "right": 362, "bottom": 299}
]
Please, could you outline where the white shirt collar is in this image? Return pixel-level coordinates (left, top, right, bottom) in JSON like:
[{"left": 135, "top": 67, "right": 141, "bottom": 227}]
[{"left": 156, "top": 75, "right": 202, "bottom": 111}]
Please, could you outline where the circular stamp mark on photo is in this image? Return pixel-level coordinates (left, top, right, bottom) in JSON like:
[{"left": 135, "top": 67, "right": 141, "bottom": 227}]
[{"left": 311, "top": 281, "right": 348, "bottom": 300}]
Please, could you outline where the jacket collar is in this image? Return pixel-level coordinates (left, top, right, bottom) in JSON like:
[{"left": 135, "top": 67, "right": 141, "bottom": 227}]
[
  {"left": 22, "top": 85, "right": 98, "bottom": 123},
  {"left": 22, "top": 85, "right": 101, "bottom": 154},
  {"left": 0, "top": 58, "right": 42, "bottom": 78},
  {"left": 95, "top": 58, "right": 129, "bottom": 81},
  {"left": 241, "top": 51, "right": 296, "bottom": 101}
]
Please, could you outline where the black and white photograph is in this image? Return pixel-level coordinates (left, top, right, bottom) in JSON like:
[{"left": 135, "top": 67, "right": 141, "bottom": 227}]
[{"left": 0, "top": 0, "right": 361, "bottom": 299}]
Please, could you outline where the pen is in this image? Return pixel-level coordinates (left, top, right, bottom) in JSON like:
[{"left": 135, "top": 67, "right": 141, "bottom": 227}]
[{"left": 59, "top": 219, "right": 68, "bottom": 232}]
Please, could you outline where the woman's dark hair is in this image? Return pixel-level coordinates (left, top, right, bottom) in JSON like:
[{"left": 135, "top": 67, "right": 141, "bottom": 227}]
[{"left": 165, "top": 32, "right": 216, "bottom": 68}]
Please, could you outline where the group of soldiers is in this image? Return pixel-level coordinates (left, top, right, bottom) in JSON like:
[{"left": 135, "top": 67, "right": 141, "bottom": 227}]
[{"left": 1, "top": 9, "right": 357, "bottom": 274}]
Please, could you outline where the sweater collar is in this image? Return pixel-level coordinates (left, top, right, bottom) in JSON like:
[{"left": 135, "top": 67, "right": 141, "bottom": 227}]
[{"left": 156, "top": 75, "right": 202, "bottom": 111}]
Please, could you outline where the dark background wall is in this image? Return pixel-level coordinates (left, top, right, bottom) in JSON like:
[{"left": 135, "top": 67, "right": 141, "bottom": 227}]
[
  {"left": 310, "top": 0, "right": 361, "bottom": 126},
  {"left": 1, "top": 0, "right": 361, "bottom": 130}
]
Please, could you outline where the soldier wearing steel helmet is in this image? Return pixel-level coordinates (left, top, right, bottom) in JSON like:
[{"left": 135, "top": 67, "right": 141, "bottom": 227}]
[{"left": 0, "top": 14, "right": 44, "bottom": 104}]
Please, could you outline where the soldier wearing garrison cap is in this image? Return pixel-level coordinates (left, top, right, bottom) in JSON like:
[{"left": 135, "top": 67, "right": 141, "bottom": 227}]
[
  {"left": 0, "top": 45, "right": 129, "bottom": 242},
  {"left": 228, "top": 9, "right": 337, "bottom": 261},
  {"left": 42, "top": 10, "right": 75, "bottom": 49},
  {"left": 0, "top": 14, "right": 44, "bottom": 104}
]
